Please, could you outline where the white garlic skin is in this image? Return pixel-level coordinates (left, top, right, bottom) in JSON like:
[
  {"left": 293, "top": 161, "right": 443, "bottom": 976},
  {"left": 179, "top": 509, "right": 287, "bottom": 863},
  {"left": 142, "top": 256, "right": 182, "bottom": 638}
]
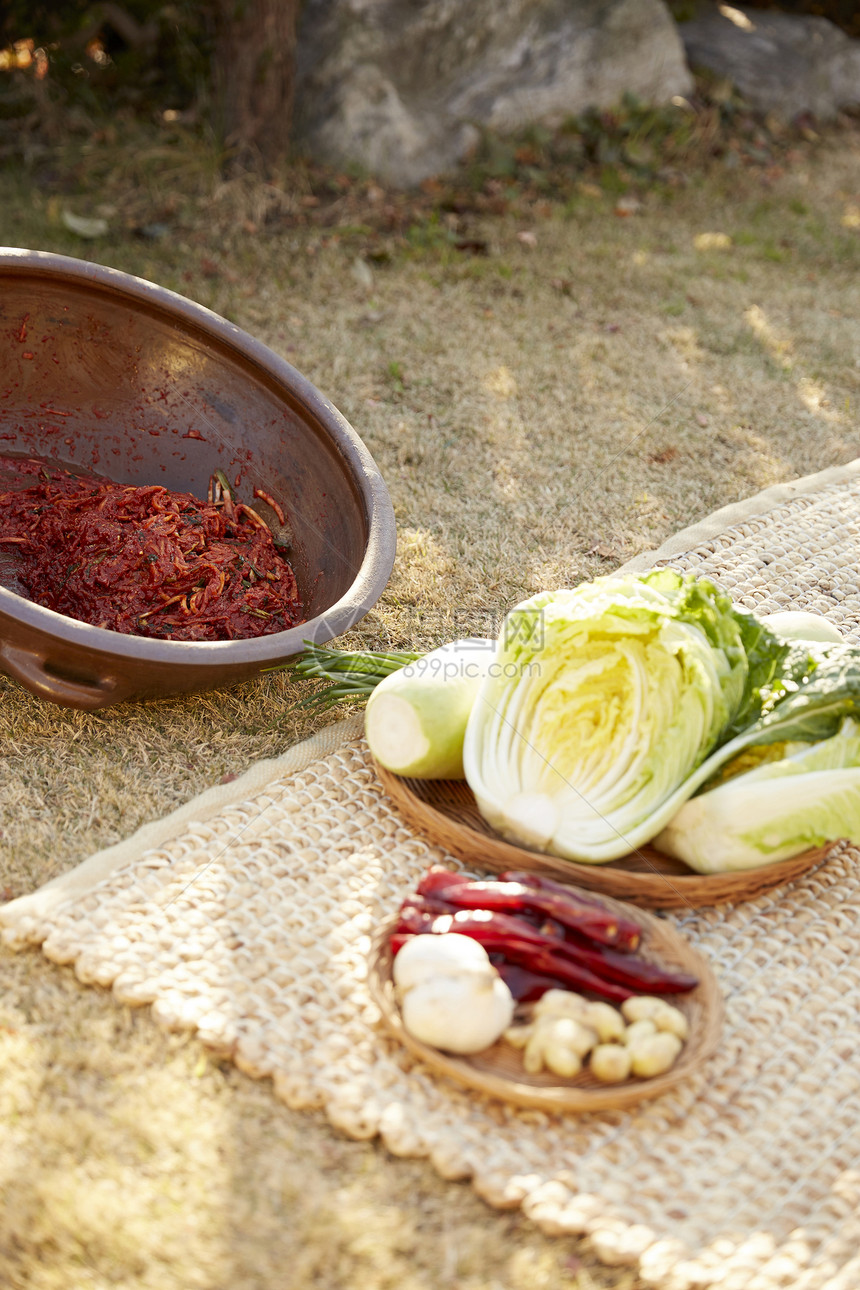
[
  {"left": 400, "top": 969, "right": 515, "bottom": 1054},
  {"left": 393, "top": 933, "right": 491, "bottom": 993}
]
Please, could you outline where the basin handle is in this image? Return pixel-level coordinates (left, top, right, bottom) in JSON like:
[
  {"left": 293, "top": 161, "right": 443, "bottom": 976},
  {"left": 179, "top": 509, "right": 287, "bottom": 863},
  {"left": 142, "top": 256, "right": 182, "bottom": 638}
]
[{"left": 0, "top": 643, "right": 125, "bottom": 710}]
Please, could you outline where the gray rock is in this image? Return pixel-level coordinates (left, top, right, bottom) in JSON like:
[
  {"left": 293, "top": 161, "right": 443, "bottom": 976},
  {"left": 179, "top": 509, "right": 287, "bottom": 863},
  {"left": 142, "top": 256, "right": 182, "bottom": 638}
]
[
  {"left": 293, "top": 0, "right": 692, "bottom": 186},
  {"left": 680, "top": 3, "right": 860, "bottom": 121}
]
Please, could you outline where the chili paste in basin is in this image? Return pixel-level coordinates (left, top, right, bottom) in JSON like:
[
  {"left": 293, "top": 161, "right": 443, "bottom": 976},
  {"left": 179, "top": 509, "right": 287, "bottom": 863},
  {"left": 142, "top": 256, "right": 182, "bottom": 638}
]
[{"left": 0, "top": 457, "right": 303, "bottom": 641}]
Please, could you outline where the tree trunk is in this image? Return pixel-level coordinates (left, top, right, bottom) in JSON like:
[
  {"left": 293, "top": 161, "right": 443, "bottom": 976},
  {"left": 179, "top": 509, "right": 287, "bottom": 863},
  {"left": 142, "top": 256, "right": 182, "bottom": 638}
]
[{"left": 212, "top": 0, "right": 301, "bottom": 171}]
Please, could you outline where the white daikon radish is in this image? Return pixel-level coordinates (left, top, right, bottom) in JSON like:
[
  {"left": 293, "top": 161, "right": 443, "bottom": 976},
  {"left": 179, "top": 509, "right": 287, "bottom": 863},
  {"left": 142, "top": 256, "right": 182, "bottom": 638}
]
[
  {"left": 760, "top": 611, "right": 843, "bottom": 644},
  {"left": 365, "top": 638, "right": 496, "bottom": 779}
]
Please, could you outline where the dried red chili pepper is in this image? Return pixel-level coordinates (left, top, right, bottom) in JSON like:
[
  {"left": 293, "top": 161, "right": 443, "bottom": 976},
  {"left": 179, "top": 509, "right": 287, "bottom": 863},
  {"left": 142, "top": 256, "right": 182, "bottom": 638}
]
[
  {"left": 393, "top": 906, "right": 633, "bottom": 1004},
  {"left": 493, "top": 963, "right": 568, "bottom": 1003},
  {"left": 395, "top": 895, "right": 698, "bottom": 999},
  {"left": 499, "top": 870, "right": 627, "bottom": 912},
  {"left": 559, "top": 932, "right": 699, "bottom": 994},
  {"left": 416, "top": 867, "right": 472, "bottom": 897},
  {"left": 420, "top": 877, "right": 641, "bottom": 952}
]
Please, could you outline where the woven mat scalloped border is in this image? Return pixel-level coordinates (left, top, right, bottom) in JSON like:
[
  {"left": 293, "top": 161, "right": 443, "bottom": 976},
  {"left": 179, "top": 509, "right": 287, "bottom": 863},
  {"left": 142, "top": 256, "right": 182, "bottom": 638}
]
[{"left": 6, "top": 458, "right": 860, "bottom": 1290}]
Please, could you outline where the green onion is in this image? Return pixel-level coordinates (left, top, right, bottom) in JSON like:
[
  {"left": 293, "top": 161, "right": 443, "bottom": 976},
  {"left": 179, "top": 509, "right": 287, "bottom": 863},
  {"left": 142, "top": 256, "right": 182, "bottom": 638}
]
[
  {"left": 270, "top": 642, "right": 422, "bottom": 712},
  {"left": 213, "top": 468, "right": 234, "bottom": 499}
]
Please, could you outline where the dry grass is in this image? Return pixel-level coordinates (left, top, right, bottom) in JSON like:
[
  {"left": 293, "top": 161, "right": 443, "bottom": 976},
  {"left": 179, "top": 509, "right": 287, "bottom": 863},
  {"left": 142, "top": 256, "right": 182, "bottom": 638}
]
[{"left": 1, "top": 124, "right": 859, "bottom": 1289}]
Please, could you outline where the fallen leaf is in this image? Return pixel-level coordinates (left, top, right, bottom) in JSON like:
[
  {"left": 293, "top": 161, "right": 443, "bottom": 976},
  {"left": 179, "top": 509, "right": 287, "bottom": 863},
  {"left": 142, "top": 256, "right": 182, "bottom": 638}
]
[
  {"left": 483, "top": 366, "right": 518, "bottom": 398},
  {"left": 694, "top": 231, "right": 732, "bottom": 251},
  {"left": 649, "top": 446, "right": 678, "bottom": 464},
  {"left": 352, "top": 257, "right": 374, "bottom": 290},
  {"left": 61, "top": 210, "right": 109, "bottom": 239},
  {"left": 454, "top": 238, "right": 489, "bottom": 255}
]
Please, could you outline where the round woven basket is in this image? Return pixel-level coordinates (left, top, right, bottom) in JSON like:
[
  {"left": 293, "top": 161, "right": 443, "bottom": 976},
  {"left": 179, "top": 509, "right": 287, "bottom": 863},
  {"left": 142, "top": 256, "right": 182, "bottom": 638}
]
[
  {"left": 367, "top": 897, "right": 724, "bottom": 1113},
  {"left": 375, "top": 764, "right": 837, "bottom": 909}
]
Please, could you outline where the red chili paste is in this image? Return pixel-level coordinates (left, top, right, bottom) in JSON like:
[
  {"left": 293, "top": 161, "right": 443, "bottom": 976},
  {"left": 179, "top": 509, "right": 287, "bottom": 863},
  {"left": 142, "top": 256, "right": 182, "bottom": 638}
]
[{"left": 0, "top": 458, "right": 303, "bottom": 641}]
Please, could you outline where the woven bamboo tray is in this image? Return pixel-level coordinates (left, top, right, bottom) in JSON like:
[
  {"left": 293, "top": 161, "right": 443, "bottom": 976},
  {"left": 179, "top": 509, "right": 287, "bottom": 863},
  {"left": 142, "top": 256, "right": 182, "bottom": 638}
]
[
  {"left": 375, "top": 764, "right": 837, "bottom": 909},
  {"left": 367, "top": 897, "right": 724, "bottom": 1113}
]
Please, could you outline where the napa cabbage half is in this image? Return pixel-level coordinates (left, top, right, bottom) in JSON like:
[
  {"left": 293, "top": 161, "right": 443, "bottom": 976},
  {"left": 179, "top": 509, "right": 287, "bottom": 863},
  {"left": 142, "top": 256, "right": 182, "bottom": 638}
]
[
  {"left": 655, "top": 718, "right": 860, "bottom": 871},
  {"left": 462, "top": 570, "right": 799, "bottom": 863}
]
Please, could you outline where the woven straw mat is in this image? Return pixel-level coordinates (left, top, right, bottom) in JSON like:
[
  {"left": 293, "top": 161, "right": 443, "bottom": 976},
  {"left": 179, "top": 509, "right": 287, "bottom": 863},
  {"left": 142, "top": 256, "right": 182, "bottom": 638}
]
[{"left": 5, "top": 460, "right": 860, "bottom": 1290}]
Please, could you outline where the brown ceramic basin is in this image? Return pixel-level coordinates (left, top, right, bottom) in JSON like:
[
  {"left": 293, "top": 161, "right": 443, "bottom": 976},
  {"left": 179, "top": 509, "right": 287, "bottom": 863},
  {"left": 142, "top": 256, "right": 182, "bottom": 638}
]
[{"left": 0, "top": 248, "right": 396, "bottom": 709}]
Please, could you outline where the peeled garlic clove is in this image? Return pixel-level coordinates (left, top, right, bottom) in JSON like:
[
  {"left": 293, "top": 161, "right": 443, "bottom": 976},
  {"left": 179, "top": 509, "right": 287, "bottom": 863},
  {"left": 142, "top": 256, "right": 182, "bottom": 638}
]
[
  {"left": 540, "top": 1018, "right": 592, "bottom": 1075},
  {"left": 549, "top": 1016, "right": 598, "bottom": 1059},
  {"left": 523, "top": 1025, "right": 548, "bottom": 1074},
  {"left": 533, "top": 990, "right": 587, "bottom": 1019},
  {"left": 628, "top": 1031, "right": 683, "bottom": 1078},
  {"left": 590, "top": 1043, "right": 632, "bottom": 1084},
  {"left": 502, "top": 1023, "right": 533, "bottom": 1050},
  {"left": 393, "top": 933, "right": 491, "bottom": 993},
  {"left": 543, "top": 1045, "right": 582, "bottom": 1079},
  {"left": 623, "top": 1018, "right": 658, "bottom": 1047},
  {"left": 621, "top": 995, "right": 688, "bottom": 1040},
  {"left": 581, "top": 1001, "right": 626, "bottom": 1044},
  {"left": 651, "top": 1002, "right": 689, "bottom": 1041},
  {"left": 621, "top": 995, "right": 665, "bottom": 1024}
]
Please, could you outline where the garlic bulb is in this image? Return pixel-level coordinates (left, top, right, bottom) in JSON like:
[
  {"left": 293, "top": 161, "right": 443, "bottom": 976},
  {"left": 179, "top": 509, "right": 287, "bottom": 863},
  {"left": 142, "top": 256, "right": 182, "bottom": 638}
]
[
  {"left": 400, "top": 967, "right": 515, "bottom": 1054},
  {"left": 392, "top": 932, "right": 491, "bottom": 994}
]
